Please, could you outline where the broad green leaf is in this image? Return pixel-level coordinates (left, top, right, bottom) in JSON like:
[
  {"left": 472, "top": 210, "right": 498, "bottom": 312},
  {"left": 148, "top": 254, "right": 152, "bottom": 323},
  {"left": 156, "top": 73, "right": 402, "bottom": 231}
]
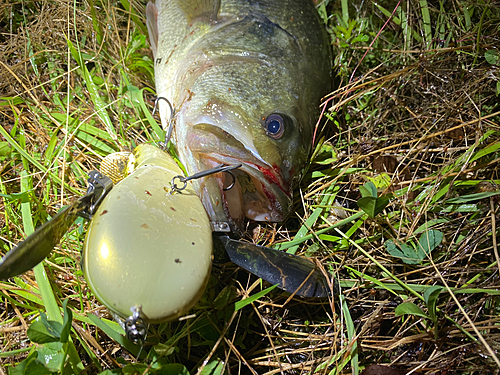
[
  {"left": 419, "top": 0, "right": 432, "bottom": 48},
  {"left": 423, "top": 285, "right": 443, "bottom": 322},
  {"left": 440, "top": 203, "right": 479, "bottom": 213},
  {"left": 36, "top": 342, "right": 64, "bottom": 372},
  {"left": 153, "top": 342, "right": 177, "bottom": 357},
  {"left": 385, "top": 240, "right": 422, "bottom": 265},
  {"left": 417, "top": 230, "right": 443, "bottom": 258},
  {"left": 468, "top": 131, "right": 499, "bottom": 164},
  {"left": 485, "top": 49, "right": 499, "bottom": 65},
  {"left": 74, "top": 129, "right": 116, "bottom": 155},
  {"left": 40, "top": 313, "right": 63, "bottom": 338},
  {"left": 358, "top": 196, "right": 389, "bottom": 218},
  {"left": 199, "top": 359, "right": 224, "bottom": 375},
  {"left": 136, "top": 87, "right": 165, "bottom": 142},
  {"left": 286, "top": 182, "right": 340, "bottom": 254},
  {"left": 8, "top": 351, "right": 36, "bottom": 375},
  {"left": 273, "top": 211, "right": 365, "bottom": 251},
  {"left": 386, "top": 230, "right": 442, "bottom": 265},
  {"left": 10, "top": 351, "right": 52, "bottom": 375},
  {"left": 60, "top": 299, "right": 73, "bottom": 344},
  {"left": 122, "top": 85, "right": 142, "bottom": 109},
  {"left": 366, "top": 172, "right": 392, "bottom": 189},
  {"left": 318, "top": 234, "right": 341, "bottom": 242},
  {"left": 0, "top": 96, "right": 24, "bottom": 106},
  {"left": 157, "top": 364, "right": 190, "bottom": 375},
  {"left": 213, "top": 285, "right": 237, "bottom": 309},
  {"left": 395, "top": 302, "right": 429, "bottom": 319},
  {"left": 92, "top": 76, "right": 105, "bottom": 86},
  {"left": 312, "top": 141, "right": 338, "bottom": 165},
  {"left": 340, "top": 293, "right": 358, "bottom": 373},
  {"left": 0, "top": 141, "right": 11, "bottom": 156},
  {"left": 0, "top": 191, "right": 32, "bottom": 202},
  {"left": 27, "top": 316, "right": 61, "bottom": 344},
  {"left": 123, "top": 363, "right": 148, "bottom": 374},
  {"left": 20, "top": 171, "right": 62, "bottom": 323},
  {"left": 359, "top": 181, "right": 377, "bottom": 198}
]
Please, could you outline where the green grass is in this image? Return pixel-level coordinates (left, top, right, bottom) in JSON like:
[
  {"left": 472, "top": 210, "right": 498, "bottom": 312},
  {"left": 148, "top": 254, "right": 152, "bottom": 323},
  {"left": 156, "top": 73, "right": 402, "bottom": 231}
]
[{"left": 1, "top": 0, "right": 500, "bottom": 373}]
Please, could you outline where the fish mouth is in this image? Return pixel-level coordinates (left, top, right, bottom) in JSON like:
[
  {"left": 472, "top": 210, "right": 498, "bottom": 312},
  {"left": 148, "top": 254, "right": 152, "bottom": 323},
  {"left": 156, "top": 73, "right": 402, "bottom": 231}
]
[{"left": 185, "top": 124, "right": 292, "bottom": 232}]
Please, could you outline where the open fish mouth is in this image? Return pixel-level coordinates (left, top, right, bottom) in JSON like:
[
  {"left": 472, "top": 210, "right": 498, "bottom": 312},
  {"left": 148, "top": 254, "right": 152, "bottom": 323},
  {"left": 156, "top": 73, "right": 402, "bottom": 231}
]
[
  {"left": 184, "top": 125, "right": 292, "bottom": 232},
  {"left": 192, "top": 154, "right": 291, "bottom": 232}
]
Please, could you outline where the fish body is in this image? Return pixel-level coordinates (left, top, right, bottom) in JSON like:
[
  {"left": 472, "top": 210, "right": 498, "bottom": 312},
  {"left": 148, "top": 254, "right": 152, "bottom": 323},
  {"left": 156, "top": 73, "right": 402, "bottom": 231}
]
[{"left": 147, "top": 0, "right": 331, "bottom": 232}]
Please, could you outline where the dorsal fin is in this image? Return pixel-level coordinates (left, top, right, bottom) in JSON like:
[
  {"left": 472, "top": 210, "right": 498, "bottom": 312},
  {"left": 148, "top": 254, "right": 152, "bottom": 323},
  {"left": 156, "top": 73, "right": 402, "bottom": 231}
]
[
  {"left": 147, "top": 0, "right": 220, "bottom": 64},
  {"left": 146, "top": 2, "right": 159, "bottom": 59},
  {"left": 177, "top": 0, "right": 220, "bottom": 24}
]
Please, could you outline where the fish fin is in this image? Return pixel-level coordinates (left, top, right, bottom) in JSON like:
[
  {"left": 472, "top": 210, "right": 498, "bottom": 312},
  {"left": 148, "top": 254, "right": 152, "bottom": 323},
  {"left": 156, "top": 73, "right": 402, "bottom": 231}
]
[
  {"left": 146, "top": 2, "right": 159, "bottom": 59},
  {"left": 177, "top": 0, "right": 220, "bottom": 24}
]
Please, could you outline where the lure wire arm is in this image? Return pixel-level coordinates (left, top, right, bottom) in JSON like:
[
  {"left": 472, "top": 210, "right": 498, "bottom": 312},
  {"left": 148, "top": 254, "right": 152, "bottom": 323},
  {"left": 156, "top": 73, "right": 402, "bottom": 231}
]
[
  {"left": 153, "top": 96, "right": 175, "bottom": 149},
  {"left": 171, "top": 163, "right": 242, "bottom": 192},
  {"left": 77, "top": 171, "right": 114, "bottom": 220}
]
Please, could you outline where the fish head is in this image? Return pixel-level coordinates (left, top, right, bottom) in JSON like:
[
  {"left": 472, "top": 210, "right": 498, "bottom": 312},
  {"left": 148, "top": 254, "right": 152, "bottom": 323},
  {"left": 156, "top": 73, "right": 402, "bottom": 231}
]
[
  {"left": 148, "top": 3, "right": 332, "bottom": 233},
  {"left": 175, "top": 73, "right": 315, "bottom": 233}
]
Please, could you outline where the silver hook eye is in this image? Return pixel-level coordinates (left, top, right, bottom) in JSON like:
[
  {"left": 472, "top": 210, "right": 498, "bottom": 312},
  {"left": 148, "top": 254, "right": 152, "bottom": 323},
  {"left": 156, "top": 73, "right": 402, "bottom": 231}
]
[{"left": 170, "top": 164, "right": 242, "bottom": 193}]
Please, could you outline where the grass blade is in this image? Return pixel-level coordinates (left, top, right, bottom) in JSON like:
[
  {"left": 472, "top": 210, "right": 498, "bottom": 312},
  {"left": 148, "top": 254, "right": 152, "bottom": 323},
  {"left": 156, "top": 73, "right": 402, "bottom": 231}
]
[{"left": 20, "top": 171, "right": 61, "bottom": 323}]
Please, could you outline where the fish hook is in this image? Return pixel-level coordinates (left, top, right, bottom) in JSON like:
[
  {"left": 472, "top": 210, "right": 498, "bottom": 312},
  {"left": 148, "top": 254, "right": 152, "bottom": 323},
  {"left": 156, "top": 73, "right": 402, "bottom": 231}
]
[
  {"left": 124, "top": 305, "right": 148, "bottom": 346},
  {"left": 222, "top": 169, "right": 237, "bottom": 192},
  {"left": 171, "top": 163, "right": 242, "bottom": 193},
  {"left": 153, "top": 97, "right": 175, "bottom": 149}
]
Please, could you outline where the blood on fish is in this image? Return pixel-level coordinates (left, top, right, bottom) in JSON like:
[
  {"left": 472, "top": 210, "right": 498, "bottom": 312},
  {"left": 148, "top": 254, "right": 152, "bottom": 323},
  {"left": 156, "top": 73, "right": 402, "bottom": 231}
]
[{"left": 256, "top": 164, "right": 289, "bottom": 193}]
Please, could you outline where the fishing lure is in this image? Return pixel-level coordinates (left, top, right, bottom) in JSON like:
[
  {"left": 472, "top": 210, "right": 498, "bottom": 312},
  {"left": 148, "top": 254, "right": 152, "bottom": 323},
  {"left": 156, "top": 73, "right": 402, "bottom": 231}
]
[{"left": 0, "top": 144, "right": 335, "bottom": 343}]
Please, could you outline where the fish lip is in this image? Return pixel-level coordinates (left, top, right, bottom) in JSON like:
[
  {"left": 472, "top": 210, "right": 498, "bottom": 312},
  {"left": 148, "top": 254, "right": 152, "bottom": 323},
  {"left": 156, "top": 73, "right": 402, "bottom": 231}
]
[
  {"left": 182, "top": 120, "right": 293, "bottom": 230},
  {"left": 195, "top": 152, "right": 292, "bottom": 230},
  {"left": 212, "top": 153, "right": 288, "bottom": 196}
]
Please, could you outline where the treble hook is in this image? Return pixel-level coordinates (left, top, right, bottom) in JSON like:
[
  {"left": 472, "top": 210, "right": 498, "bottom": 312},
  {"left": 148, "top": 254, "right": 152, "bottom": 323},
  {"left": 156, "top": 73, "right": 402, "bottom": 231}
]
[
  {"left": 171, "top": 164, "right": 242, "bottom": 193},
  {"left": 153, "top": 97, "right": 175, "bottom": 149},
  {"left": 124, "top": 305, "right": 148, "bottom": 346}
]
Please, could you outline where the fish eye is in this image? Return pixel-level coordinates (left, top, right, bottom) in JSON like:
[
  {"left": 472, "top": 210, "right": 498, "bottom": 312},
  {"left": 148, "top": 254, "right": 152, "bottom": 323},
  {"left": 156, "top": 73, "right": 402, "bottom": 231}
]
[{"left": 264, "top": 114, "right": 286, "bottom": 139}]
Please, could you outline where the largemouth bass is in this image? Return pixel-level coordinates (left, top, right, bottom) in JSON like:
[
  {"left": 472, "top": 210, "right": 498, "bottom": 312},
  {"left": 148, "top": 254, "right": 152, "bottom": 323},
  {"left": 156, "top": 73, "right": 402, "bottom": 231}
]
[{"left": 146, "top": 0, "right": 331, "bottom": 232}]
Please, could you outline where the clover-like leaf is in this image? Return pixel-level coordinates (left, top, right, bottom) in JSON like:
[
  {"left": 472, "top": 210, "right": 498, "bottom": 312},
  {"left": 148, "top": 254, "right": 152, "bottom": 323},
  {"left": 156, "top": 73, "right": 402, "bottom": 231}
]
[
  {"left": 417, "top": 230, "right": 443, "bottom": 259},
  {"left": 359, "top": 181, "right": 377, "bottom": 198},
  {"left": 385, "top": 240, "right": 422, "bottom": 265},
  {"left": 358, "top": 196, "right": 389, "bottom": 218},
  {"left": 27, "top": 314, "right": 62, "bottom": 344}
]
